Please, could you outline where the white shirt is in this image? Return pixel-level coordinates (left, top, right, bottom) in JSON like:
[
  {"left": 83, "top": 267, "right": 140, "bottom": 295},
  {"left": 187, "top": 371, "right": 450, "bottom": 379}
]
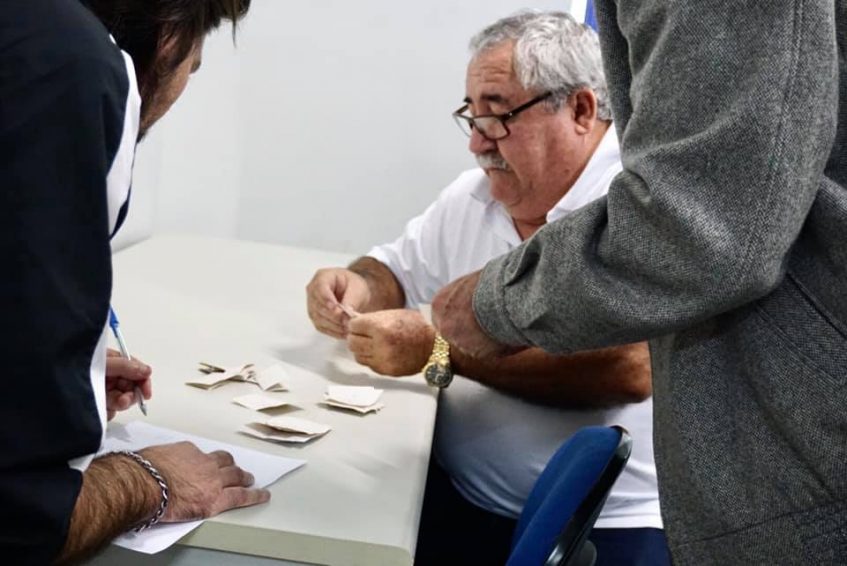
[
  {"left": 70, "top": 45, "right": 140, "bottom": 473},
  {"left": 368, "top": 127, "right": 663, "bottom": 529}
]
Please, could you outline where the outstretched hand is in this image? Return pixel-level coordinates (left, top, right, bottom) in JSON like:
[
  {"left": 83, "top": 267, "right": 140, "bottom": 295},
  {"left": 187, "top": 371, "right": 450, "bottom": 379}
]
[{"left": 140, "top": 442, "right": 271, "bottom": 522}]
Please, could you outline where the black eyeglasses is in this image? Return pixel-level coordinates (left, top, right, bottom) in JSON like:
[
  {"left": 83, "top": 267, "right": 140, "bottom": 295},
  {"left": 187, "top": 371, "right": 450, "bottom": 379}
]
[{"left": 452, "top": 91, "right": 553, "bottom": 141}]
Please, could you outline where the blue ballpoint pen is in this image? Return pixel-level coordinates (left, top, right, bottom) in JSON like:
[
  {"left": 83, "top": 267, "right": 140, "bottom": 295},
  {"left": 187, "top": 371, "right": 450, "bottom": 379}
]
[{"left": 108, "top": 307, "right": 148, "bottom": 416}]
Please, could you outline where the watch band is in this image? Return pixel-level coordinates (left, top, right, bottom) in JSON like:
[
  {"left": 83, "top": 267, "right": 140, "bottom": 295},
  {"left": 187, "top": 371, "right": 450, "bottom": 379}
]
[
  {"left": 428, "top": 334, "right": 450, "bottom": 366},
  {"left": 422, "top": 332, "right": 453, "bottom": 388}
]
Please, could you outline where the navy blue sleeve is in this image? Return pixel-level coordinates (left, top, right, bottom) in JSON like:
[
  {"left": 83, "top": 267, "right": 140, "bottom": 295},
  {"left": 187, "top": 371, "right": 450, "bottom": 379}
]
[{"left": 0, "top": 1, "right": 132, "bottom": 563}]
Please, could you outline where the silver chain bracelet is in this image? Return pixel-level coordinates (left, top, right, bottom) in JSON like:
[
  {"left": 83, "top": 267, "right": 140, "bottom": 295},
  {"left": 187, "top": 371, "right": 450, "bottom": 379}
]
[{"left": 112, "top": 450, "right": 170, "bottom": 532}]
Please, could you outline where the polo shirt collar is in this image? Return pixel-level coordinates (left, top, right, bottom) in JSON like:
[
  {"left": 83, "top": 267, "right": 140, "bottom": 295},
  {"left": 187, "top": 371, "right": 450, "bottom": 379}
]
[
  {"left": 469, "top": 124, "right": 620, "bottom": 232},
  {"left": 547, "top": 125, "right": 620, "bottom": 222}
]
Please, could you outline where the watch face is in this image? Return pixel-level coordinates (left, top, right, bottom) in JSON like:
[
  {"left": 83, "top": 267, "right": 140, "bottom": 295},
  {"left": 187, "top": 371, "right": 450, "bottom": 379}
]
[{"left": 425, "top": 363, "right": 453, "bottom": 388}]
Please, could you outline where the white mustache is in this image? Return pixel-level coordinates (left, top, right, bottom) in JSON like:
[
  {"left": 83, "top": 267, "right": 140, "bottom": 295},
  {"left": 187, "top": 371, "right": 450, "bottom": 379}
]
[{"left": 476, "top": 152, "right": 511, "bottom": 171}]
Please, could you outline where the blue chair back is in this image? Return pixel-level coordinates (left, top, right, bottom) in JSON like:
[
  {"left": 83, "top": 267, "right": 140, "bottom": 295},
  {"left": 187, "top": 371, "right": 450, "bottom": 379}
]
[
  {"left": 584, "top": 0, "right": 598, "bottom": 31},
  {"left": 507, "top": 425, "right": 632, "bottom": 566}
]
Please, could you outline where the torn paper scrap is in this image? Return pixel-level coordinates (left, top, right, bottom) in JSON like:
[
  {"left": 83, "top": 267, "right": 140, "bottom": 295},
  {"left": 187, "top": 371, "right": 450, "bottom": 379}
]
[
  {"left": 323, "top": 385, "right": 384, "bottom": 414},
  {"left": 233, "top": 394, "right": 294, "bottom": 412},
  {"left": 325, "top": 385, "right": 383, "bottom": 407},
  {"left": 187, "top": 362, "right": 287, "bottom": 391},
  {"left": 228, "top": 364, "right": 258, "bottom": 383},
  {"left": 185, "top": 371, "right": 234, "bottom": 389},
  {"left": 253, "top": 364, "right": 290, "bottom": 392},
  {"left": 240, "top": 423, "right": 320, "bottom": 444},
  {"left": 185, "top": 363, "right": 254, "bottom": 389},
  {"left": 323, "top": 399, "right": 385, "bottom": 414},
  {"left": 264, "top": 416, "right": 331, "bottom": 436},
  {"left": 198, "top": 361, "right": 227, "bottom": 374},
  {"left": 241, "top": 416, "right": 331, "bottom": 444},
  {"left": 338, "top": 303, "right": 360, "bottom": 319}
]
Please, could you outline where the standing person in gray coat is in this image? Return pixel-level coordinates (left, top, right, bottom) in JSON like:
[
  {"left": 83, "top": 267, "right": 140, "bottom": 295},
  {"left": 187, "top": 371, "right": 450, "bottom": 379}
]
[{"left": 432, "top": 1, "right": 847, "bottom": 564}]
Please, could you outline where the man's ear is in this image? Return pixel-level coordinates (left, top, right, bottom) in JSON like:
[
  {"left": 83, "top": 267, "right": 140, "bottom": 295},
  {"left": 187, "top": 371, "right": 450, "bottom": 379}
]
[
  {"left": 155, "top": 33, "right": 183, "bottom": 69},
  {"left": 571, "top": 89, "right": 598, "bottom": 134}
]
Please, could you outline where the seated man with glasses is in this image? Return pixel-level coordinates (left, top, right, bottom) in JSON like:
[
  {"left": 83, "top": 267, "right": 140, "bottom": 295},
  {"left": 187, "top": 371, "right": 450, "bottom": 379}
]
[{"left": 305, "top": 11, "right": 667, "bottom": 566}]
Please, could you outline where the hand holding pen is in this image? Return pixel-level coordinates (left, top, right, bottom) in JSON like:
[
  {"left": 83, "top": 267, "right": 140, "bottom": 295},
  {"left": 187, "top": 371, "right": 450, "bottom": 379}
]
[{"left": 107, "top": 307, "right": 151, "bottom": 418}]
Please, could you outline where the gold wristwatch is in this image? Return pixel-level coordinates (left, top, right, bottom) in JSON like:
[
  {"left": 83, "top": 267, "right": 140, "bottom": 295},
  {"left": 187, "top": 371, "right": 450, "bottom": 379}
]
[{"left": 422, "top": 333, "right": 453, "bottom": 388}]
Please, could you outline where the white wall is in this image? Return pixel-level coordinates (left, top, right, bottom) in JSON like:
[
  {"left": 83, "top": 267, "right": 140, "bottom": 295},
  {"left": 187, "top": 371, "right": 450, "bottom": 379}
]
[{"left": 116, "top": 1, "right": 573, "bottom": 255}]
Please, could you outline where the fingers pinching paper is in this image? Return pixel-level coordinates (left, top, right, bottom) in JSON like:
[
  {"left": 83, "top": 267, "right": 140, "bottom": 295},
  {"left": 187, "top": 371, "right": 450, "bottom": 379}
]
[{"left": 338, "top": 303, "right": 359, "bottom": 319}]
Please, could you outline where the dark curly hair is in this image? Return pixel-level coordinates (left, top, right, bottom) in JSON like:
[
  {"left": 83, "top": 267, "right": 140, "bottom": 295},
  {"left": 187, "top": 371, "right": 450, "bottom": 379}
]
[{"left": 83, "top": 0, "right": 250, "bottom": 101}]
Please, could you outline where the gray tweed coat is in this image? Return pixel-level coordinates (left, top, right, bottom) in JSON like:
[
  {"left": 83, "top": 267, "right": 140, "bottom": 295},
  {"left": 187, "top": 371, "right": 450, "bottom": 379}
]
[{"left": 473, "top": 1, "right": 847, "bottom": 563}]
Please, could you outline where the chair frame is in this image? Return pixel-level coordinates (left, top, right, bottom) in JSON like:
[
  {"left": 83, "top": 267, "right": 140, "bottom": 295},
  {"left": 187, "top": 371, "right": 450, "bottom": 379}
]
[{"left": 544, "top": 425, "right": 633, "bottom": 566}]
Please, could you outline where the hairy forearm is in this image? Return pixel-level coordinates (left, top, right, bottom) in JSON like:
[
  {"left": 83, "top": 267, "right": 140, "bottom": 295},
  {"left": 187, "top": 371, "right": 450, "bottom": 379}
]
[
  {"left": 349, "top": 257, "right": 406, "bottom": 311},
  {"left": 57, "top": 454, "right": 160, "bottom": 564},
  {"left": 451, "top": 342, "right": 652, "bottom": 409}
]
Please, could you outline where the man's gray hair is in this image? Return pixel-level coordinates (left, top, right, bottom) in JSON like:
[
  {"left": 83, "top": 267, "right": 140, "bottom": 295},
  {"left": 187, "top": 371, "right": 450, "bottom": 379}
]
[{"left": 470, "top": 11, "right": 611, "bottom": 121}]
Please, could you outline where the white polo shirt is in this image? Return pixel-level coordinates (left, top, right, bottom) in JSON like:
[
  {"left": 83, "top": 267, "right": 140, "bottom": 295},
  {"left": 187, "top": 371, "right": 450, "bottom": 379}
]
[{"left": 368, "top": 127, "right": 663, "bottom": 529}]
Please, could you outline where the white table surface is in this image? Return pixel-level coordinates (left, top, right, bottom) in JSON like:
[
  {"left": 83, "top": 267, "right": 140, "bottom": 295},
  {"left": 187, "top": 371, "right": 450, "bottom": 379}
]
[{"left": 86, "top": 235, "right": 438, "bottom": 565}]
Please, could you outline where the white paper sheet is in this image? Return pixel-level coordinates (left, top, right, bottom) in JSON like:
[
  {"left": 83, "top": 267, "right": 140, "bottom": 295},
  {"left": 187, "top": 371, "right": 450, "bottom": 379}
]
[{"left": 98, "top": 421, "right": 305, "bottom": 554}]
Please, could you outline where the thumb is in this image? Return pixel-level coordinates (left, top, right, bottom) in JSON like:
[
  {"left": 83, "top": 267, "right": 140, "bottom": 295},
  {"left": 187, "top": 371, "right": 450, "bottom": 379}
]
[
  {"left": 346, "top": 313, "right": 372, "bottom": 335},
  {"left": 340, "top": 282, "right": 370, "bottom": 312}
]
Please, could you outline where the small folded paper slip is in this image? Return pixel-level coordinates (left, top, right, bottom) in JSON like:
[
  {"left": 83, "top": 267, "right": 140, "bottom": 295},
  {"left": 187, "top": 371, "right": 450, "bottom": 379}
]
[
  {"left": 323, "top": 385, "right": 384, "bottom": 414},
  {"left": 232, "top": 393, "right": 295, "bottom": 411},
  {"left": 187, "top": 362, "right": 289, "bottom": 392},
  {"left": 240, "top": 416, "right": 331, "bottom": 444}
]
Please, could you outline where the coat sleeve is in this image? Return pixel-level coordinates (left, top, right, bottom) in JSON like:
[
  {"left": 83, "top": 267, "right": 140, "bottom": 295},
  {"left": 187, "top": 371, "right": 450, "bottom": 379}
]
[{"left": 473, "top": 0, "right": 839, "bottom": 353}]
